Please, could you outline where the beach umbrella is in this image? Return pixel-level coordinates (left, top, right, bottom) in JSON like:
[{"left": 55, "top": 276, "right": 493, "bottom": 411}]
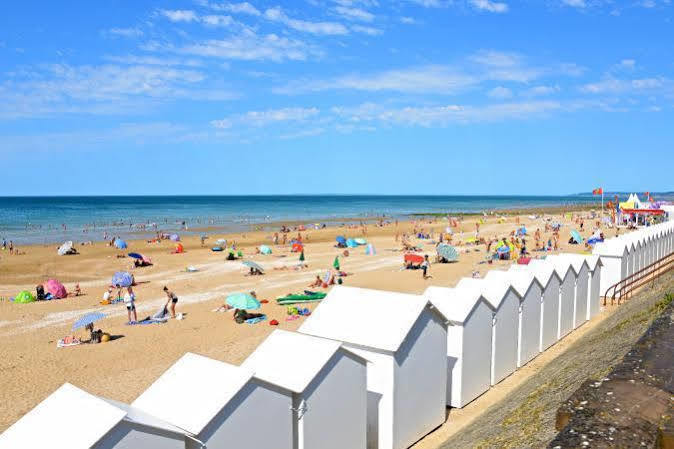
[
  {"left": 336, "top": 236, "right": 346, "bottom": 245},
  {"left": 72, "top": 312, "right": 106, "bottom": 331},
  {"left": 497, "top": 246, "right": 510, "bottom": 254},
  {"left": 404, "top": 254, "right": 424, "bottom": 264},
  {"left": 13, "top": 290, "right": 35, "bottom": 304},
  {"left": 45, "top": 279, "right": 68, "bottom": 299},
  {"left": 169, "top": 234, "right": 180, "bottom": 242},
  {"left": 111, "top": 271, "right": 133, "bottom": 287},
  {"left": 226, "top": 293, "right": 260, "bottom": 310},
  {"left": 570, "top": 230, "right": 583, "bottom": 244},
  {"left": 355, "top": 238, "right": 367, "bottom": 245},
  {"left": 437, "top": 244, "right": 458, "bottom": 262},
  {"left": 259, "top": 245, "right": 272, "bottom": 255},
  {"left": 291, "top": 242, "right": 303, "bottom": 252},
  {"left": 128, "top": 252, "right": 143, "bottom": 260},
  {"left": 174, "top": 243, "right": 184, "bottom": 253},
  {"left": 57, "top": 241, "right": 73, "bottom": 256},
  {"left": 215, "top": 238, "right": 227, "bottom": 246},
  {"left": 299, "top": 251, "right": 305, "bottom": 262},
  {"left": 346, "top": 238, "right": 358, "bottom": 248},
  {"left": 242, "top": 260, "right": 265, "bottom": 273},
  {"left": 114, "top": 239, "right": 128, "bottom": 249},
  {"left": 333, "top": 256, "right": 340, "bottom": 270}
]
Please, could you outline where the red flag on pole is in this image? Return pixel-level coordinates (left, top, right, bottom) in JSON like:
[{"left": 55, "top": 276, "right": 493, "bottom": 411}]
[{"left": 592, "top": 187, "right": 603, "bottom": 195}]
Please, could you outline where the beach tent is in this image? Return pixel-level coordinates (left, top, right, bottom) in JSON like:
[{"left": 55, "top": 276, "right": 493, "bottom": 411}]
[
  {"left": 45, "top": 279, "right": 67, "bottom": 299},
  {"left": 355, "top": 238, "right": 367, "bottom": 245},
  {"left": 0, "top": 383, "right": 189, "bottom": 449},
  {"left": 365, "top": 243, "right": 376, "bottom": 255},
  {"left": 336, "top": 236, "right": 346, "bottom": 247},
  {"left": 592, "top": 240, "right": 628, "bottom": 297},
  {"left": 485, "top": 269, "right": 543, "bottom": 368},
  {"left": 292, "top": 242, "right": 303, "bottom": 252},
  {"left": 424, "top": 285, "right": 493, "bottom": 408},
  {"left": 436, "top": 244, "right": 458, "bottom": 262},
  {"left": 346, "top": 238, "right": 359, "bottom": 248},
  {"left": 13, "top": 290, "right": 35, "bottom": 304},
  {"left": 111, "top": 271, "right": 133, "bottom": 288},
  {"left": 456, "top": 277, "right": 519, "bottom": 386},
  {"left": 404, "top": 253, "right": 424, "bottom": 264},
  {"left": 114, "top": 239, "right": 128, "bottom": 249},
  {"left": 57, "top": 241, "right": 74, "bottom": 256},
  {"left": 242, "top": 330, "right": 368, "bottom": 449},
  {"left": 510, "top": 261, "right": 562, "bottom": 352},
  {"left": 132, "top": 353, "right": 293, "bottom": 449},
  {"left": 169, "top": 234, "right": 180, "bottom": 242},
  {"left": 547, "top": 255, "right": 590, "bottom": 330},
  {"left": 299, "top": 286, "right": 448, "bottom": 449},
  {"left": 174, "top": 243, "right": 184, "bottom": 253},
  {"left": 570, "top": 230, "right": 583, "bottom": 244},
  {"left": 258, "top": 245, "right": 272, "bottom": 255},
  {"left": 542, "top": 258, "right": 576, "bottom": 339},
  {"left": 215, "top": 238, "right": 227, "bottom": 246}
]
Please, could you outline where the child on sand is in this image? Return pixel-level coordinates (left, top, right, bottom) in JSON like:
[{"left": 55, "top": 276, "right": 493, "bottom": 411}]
[
  {"left": 163, "top": 286, "right": 179, "bottom": 319},
  {"left": 421, "top": 255, "right": 432, "bottom": 279},
  {"left": 124, "top": 287, "right": 137, "bottom": 323}
]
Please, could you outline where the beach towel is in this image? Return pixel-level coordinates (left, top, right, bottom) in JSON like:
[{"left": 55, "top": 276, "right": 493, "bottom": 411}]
[
  {"left": 245, "top": 314, "right": 267, "bottom": 325},
  {"left": 57, "top": 336, "right": 81, "bottom": 348},
  {"left": 126, "top": 320, "right": 166, "bottom": 326}
]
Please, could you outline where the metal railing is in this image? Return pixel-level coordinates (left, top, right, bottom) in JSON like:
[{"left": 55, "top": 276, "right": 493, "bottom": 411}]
[{"left": 603, "top": 250, "right": 674, "bottom": 305}]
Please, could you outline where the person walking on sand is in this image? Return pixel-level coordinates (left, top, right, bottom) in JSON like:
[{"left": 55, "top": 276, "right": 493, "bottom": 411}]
[
  {"left": 163, "top": 286, "right": 179, "bottom": 319},
  {"left": 421, "top": 255, "right": 432, "bottom": 279},
  {"left": 124, "top": 286, "right": 137, "bottom": 323}
]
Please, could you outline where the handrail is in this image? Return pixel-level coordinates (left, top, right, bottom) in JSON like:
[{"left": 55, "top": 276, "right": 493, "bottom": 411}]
[{"left": 603, "top": 250, "right": 674, "bottom": 305}]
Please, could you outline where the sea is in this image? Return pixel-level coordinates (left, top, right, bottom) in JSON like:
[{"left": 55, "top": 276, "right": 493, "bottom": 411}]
[{"left": 0, "top": 195, "right": 604, "bottom": 245}]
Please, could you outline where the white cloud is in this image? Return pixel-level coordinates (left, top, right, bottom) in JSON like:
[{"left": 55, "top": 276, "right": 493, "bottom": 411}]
[
  {"left": 201, "top": 15, "right": 235, "bottom": 26},
  {"left": 107, "top": 27, "right": 144, "bottom": 38},
  {"left": 104, "top": 55, "right": 203, "bottom": 67},
  {"left": 334, "top": 6, "right": 375, "bottom": 21},
  {"left": 264, "top": 6, "right": 349, "bottom": 35},
  {"left": 159, "top": 9, "right": 198, "bottom": 22},
  {"left": 406, "top": 0, "right": 445, "bottom": 6},
  {"left": 487, "top": 86, "right": 513, "bottom": 98},
  {"left": 207, "top": 2, "right": 261, "bottom": 16},
  {"left": 470, "top": 0, "right": 509, "bottom": 13},
  {"left": 211, "top": 107, "right": 320, "bottom": 128},
  {"left": 561, "top": 0, "right": 586, "bottom": 7},
  {"left": 175, "top": 29, "right": 314, "bottom": 62},
  {"left": 620, "top": 59, "right": 636, "bottom": 68},
  {"left": 523, "top": 85, "right": 560, "bottom": 96},
  {"left": 351, "top": 25, "right": 383, "bottom": 35},
  {"left": 580, "top": 77, "right": 667, "bottom": 94},
  {"left": 400, "top": 16, "right": 419, "bottom": 24}
]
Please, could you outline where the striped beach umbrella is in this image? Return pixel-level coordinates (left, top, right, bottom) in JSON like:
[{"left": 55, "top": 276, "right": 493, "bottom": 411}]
[{"left": 72, "top": 312, "right": 107, "bottom": 330}]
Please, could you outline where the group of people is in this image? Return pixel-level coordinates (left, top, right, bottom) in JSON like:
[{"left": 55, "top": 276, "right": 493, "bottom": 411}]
[{"left": 101, "top": 285, "right": 180, "bottom": 324}]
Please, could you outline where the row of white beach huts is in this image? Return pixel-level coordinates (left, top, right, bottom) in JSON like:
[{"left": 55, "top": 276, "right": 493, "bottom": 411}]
[{"left": 2, "top": 221, "right": 673, "bottom": 449}]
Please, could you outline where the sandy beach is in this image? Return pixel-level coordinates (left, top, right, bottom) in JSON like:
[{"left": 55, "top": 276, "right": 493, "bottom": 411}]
[{"left": 0, "top": 209, "right": 610, "bottom": 433}]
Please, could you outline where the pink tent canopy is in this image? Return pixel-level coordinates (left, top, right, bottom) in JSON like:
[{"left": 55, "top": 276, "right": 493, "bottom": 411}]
[{"left": 45, "top": 279, "right": 67, "bottom": 299}]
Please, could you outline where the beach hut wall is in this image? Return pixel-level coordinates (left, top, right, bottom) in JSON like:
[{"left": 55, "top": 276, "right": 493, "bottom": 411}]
[
  {"left": 592, "top": 239, "right": 628, "bottom": 297},
  {"left": 298, "top": 286, "right": 448, "bottom": 449},
  {"left": 132, "top": 353, "right": 293, "bottom": 449},
  {"left": 424, "top": 285, "right": 493, "bottom": 408},
  {"left": 546, "top": 255, "right": 590, "bottom": 329},
  {"left": 242, "top": 330, "right": 368, "bottom": 449},
  {"left": 485, "top": 269, "right": 543, "bottom": 368},
  {"left": 456, "top": 277, "right": 519, "bottom": 386},
  {"left": 0, "top": 383, "right": 189, "bottom": 449},
  {"left": 541, "top": 258, "right": 576, "bottom": 339},
  {"left": 511, "top": 262, "right": 562, "bottom": 352}
]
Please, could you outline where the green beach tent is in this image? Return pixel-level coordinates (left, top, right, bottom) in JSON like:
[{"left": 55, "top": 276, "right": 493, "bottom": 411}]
[
  {"left": 299, "top": 251, "right": 305, "bottom": 262},
  {"left": 14, "top": 290, "right": 36, "bottom": 304},
  {"left": 333, "top": 256, "right": 340, "bottom": 270}
]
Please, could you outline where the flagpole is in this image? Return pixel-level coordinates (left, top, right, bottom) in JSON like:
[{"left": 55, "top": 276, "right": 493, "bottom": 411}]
[{"left": 601, "top": 191, "right": 604, "bottom": 216}]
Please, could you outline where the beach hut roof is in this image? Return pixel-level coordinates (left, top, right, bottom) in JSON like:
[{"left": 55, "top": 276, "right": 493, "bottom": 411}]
[
  {"left": 484, "top": 269, "right": 540, "bottom": 298},
  {"left": 456, "top": 277, "right": 519, "bottom": 310},
  {"left": 519, "top": 260, "right": 561, "bottom": 287},
  {"left": 132, "top": 353, "right": 254, "bottom": 435},
  {"left": 242, "top": 330, "right": 363, "bottom": 393},
  {"left": 0, "top": 383, "right": 126, "bottom": 448},
  {"left": 101, "top": 397, "right": 188, "bottom": 435},
  {"left": 424, "top": 285, "right": 493, "bottom": 324},
  {"left": 593, "top": 239, "right": 628, "bottom": 257},
  {"left": 547, "top": 254, "right": 589, "bottom": 275},
  {"left": 298, "top": 286, "right": 442, "bottom": 353},
  {"left": 544, "top": 256, "right": 577, "bottom": 277}
]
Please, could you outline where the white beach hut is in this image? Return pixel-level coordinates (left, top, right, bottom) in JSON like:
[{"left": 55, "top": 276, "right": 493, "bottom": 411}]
[
  {"left": 620, "top": 235, "right": 642, "bottom": 277},
  {"left": 456, "top": 277, "right": 519, "bottom": 385},
  {"left": 547, "top": 254, "right": 590, "bottom": 329},
  {"left": 132, "top": 352, "right": 293, "bottom": 449},
  {"left": 242, "top": 330, "right": 368, "bottom": 449},
  {"left": 299, "top": 286, "right": 448, "bottom": 449},
  {"left": 511, "top": 261, "right": 562, "bottom": 352},
  {"left": 583, "top": 255, "right": 602, "bottom": 320},
  {"left": 483, "top": 269, "right": 542, "bottom": 368},
  {"left": 0, "top": 383, "right": 189, "bottom": 449},
  {"left": 593, "top": 240, "right": 628, "bottom": 297},
  {"left": 539, "top": 258, "right": 576, "bottom": 339},
  {"left": 424, "top": 285, "right": 493, "bottom": 408}
]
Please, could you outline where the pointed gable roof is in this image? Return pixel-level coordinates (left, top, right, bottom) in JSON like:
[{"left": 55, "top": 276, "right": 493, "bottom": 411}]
[
  {"left": 132, "top": 353, "right": 254, "bottom": 435},
  {"left": 456, "top": 276, "right": 519, "bottom": 310},
  {"left": 424, "top": 285, "right": 493, "bottom": 325}
]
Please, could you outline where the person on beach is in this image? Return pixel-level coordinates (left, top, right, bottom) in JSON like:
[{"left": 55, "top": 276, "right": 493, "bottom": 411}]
[
  {"left": 102, "top": 286, "right": 113, "bottom": 303},
  {"left": 163, "top": 286, "right": 178, "bottom": 319},
  {"left": 309, "top": 275, "right": 323, "bottom": 287},
  {"left": 124, "top": 286, "right": 137, "bottom": 323},
  {"left": 421, "top": 255, "right": 432, "bottom": 279}
]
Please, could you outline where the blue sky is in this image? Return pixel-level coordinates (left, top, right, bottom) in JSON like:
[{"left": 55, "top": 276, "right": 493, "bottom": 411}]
[{"left": 1, "top": 0, "right": 673, "bottom": 195}]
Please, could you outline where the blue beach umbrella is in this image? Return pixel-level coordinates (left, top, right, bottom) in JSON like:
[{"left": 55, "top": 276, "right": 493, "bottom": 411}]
[
  {"left": 242, "top": 260, "right": 265, "bottom": 273},
  {"left": 72, "top": 312, "right": 107, "bottom": 330},
  {"left": 169, "top": 234, "right": 180, "bottom": 242},
  {"left": 346, "top": 238, "right": 358, "bottom": 248},
  {"left": 226, "top": 293, "right": 261, "bottom": 310},
  {"left": 127, "top": 252, "right": 143, "bottom": 259},
  {"left": 570, "top": 230, "right": 583, "bottom": 244},
  {"left": 336, "top": 236, "right": 346, "bottom": 245},
  {"left": 437, "top": 244, "right": 458, "bottom": 262},
  {"left": 111, "top": 271, "right": 133, "bottom": 287},
  {"left": 114, "top": 239, "right": 128, "bottom": 249}
]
